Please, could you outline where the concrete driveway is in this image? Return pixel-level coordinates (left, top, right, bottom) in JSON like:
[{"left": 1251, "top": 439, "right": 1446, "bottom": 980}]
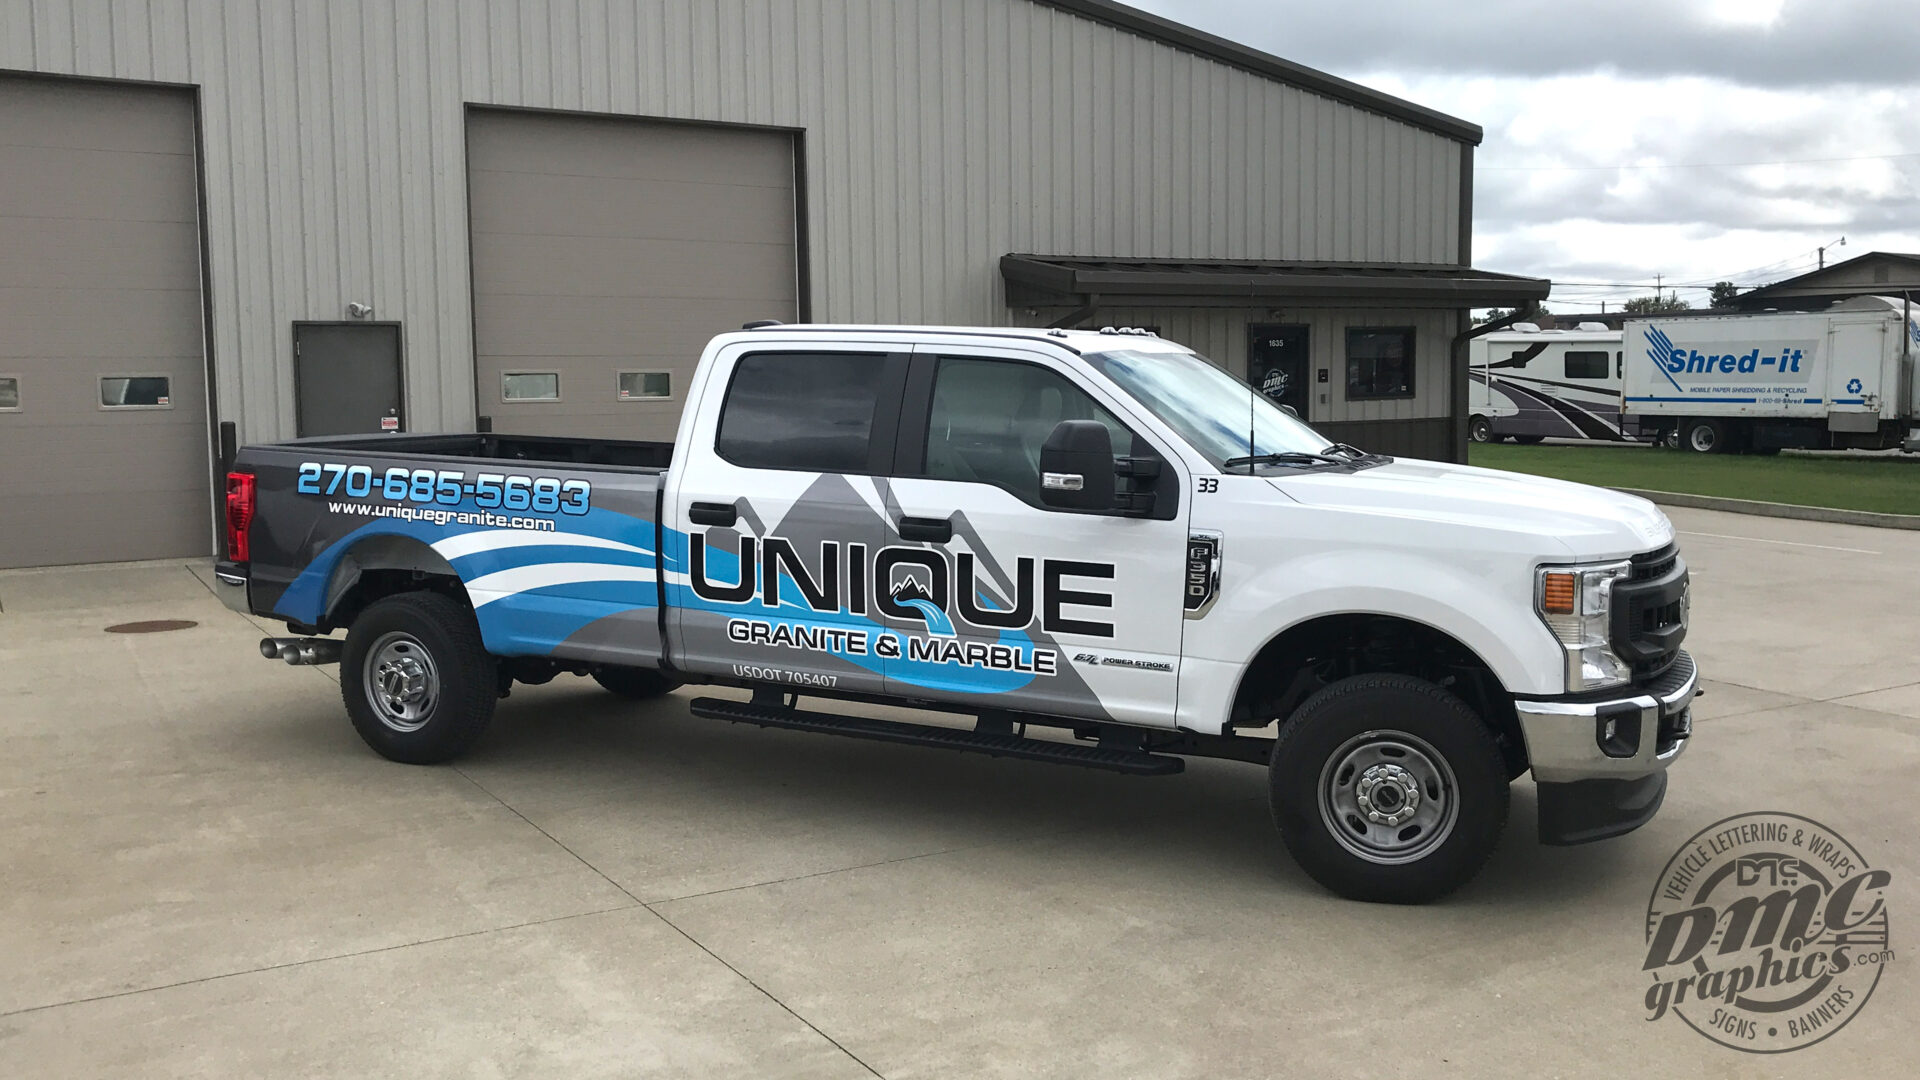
[{"left": 1, "top": 506, "right": 1912, "bottom": 1077}]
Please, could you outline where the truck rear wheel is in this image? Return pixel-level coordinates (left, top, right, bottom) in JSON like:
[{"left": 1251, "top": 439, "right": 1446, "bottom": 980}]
[
  {"left": 592, "top": 666, "right": 681, "bottom": 700},
  {"left": 341, "top": 591, "right": 497, "bottom": 765},
  {"left": 1681, "top": 418, "right": 1726, "bottom": 453},
  {"left": 1270, "top": 674, "right": 1508, "bottom": 904}
]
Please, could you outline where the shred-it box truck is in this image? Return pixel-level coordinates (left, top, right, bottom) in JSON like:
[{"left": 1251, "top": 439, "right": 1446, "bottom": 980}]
[
  {"left": 1623, "top": 296, "right": 1920, "bottom": 453},
  {"left": 217, "top": 324, "right": 1696, "bottom": 904}
]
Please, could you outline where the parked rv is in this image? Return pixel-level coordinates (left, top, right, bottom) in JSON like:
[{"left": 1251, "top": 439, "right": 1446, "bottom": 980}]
[
  {"left": 1622, "top": 296, "right": 1920, "bottom": 454},
  {"left": 1468, "top": 324, "right": 1630, "bottom": 444}
]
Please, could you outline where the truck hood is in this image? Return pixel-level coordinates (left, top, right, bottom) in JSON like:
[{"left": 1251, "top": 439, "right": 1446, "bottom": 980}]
[{"left": 1267, "top": 459, "right": 1674, "bottom": 559}]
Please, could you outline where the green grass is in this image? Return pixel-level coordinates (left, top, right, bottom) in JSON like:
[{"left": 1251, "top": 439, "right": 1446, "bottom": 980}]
[{"left": 1466, "top": 443, "right": 1920, "bottom": 516}]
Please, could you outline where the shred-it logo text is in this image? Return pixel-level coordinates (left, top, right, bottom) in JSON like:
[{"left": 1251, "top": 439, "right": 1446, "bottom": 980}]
[{"left": 1641, "top": 812, "right": 1893, "bottom": 1053}]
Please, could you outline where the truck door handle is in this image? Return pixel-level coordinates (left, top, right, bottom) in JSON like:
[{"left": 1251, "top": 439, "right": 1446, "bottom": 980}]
[
  {"left": 896, "top": 516, "right": 953, "bottom": 543},
  {"left": 689, "top": 501, "right": 737, "bottom": 527}
]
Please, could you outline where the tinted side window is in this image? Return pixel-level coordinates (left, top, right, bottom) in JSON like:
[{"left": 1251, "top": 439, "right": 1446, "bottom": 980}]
[
  {"left": 717, "top": 352, "right": 887, "bottom": 473},
  {"left": 1565, "top": 350, "right": 1609, "bottom": 380},
  {"left": 922, "top": 357, "right": 1129, "bottom": 503}
]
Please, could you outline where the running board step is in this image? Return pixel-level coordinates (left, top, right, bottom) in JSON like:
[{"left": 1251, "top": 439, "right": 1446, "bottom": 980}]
[{"left": 687, "top": 697, "right": 1184, "bottom": 776}]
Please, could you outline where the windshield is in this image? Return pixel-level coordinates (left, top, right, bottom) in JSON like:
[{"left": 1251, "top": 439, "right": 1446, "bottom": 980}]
[{"left": 1083, "top": 347, "right": 1334, "bottom": 466}]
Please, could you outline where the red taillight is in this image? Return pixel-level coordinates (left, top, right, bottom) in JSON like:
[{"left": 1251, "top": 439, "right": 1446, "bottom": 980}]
[{"left": 225, "top": 471, "right": 256, "bottom": 562}]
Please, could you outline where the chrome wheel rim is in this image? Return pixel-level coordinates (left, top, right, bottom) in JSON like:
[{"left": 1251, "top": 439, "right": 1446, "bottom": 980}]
[
  {"left": 364, "top": 631, "right": 440, "bottom": 733},
  {"left": 1688, "top": 426, "right": 1716, "bottom": 452},
  {"left": 1318, "top": 730, "right": 1459, "bottom": 865}
]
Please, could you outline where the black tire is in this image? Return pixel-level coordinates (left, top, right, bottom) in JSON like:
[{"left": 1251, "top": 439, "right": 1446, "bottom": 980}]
[
  {"left": 1511, "top": 434, "right": 1545, "bottom": 445},
  {"left": 341, "top": 591, "right": 497, "bottom": 765},
  {"left": 1680, "top": 418, "right": 1726, "bottom": 454},
  {"left": 592, "top": 666, "right": 681, "bottom": 700},
  {"left": 1270, "top": 674, "right": 1509, "bottom": 904},
  {"left": 1468, "top": 416, "right": 1493, "bottom": 444}
]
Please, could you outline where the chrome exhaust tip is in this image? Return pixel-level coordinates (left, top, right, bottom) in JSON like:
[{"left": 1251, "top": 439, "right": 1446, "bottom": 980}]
[{"left": 259, "top": 637, "right": 344, "bottom": 666}]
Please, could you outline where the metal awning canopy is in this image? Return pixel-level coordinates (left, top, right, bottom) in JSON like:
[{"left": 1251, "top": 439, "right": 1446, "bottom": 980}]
[{"left": 1002, "top": 254, "right": 1551, "bottom": 310}]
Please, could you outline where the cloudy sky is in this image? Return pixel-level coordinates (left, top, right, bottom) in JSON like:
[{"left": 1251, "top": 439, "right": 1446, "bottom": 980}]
[{"left": 1132, "top": 0, "right": 1920, "bottom": 311}]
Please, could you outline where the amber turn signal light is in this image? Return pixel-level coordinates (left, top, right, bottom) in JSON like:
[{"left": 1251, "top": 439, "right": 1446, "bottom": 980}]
[{"left": 1541, "top": 572, "right": 1577, "bottom": 614}]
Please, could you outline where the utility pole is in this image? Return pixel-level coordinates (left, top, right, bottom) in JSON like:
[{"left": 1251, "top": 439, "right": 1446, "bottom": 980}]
[{"left": 1819, "top": 236, "right": 1846, "bottom": 269}]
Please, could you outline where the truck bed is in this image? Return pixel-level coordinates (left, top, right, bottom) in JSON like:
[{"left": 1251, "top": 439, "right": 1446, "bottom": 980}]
[{"left": 232, "top": 431, "right": 673, "bottom": 666}]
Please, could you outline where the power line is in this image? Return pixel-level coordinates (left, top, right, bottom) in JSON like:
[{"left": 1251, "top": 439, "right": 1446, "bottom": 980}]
[
  {"left": 1548, "top": 281, "right": 1723, "bottom": 289},
  {"left": 1478, "top": 150, "right": 1920, "bottom": 172}
]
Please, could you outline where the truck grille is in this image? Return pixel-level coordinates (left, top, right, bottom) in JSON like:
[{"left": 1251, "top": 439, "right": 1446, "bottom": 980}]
[
  {"left": 1630, "top": 543, "right": 1678, "bottom": 582},
  {"left": 1615, "top": 544, "right": 1688, "bottom": 680}
]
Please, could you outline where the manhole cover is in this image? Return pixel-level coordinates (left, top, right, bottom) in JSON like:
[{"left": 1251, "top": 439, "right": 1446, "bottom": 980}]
[{"left": 104, "top": 619, "right": 199, "bottom": 634}]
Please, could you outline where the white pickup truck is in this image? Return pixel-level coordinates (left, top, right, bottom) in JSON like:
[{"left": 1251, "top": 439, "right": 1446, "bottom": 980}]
[{"left": 218, "top": 324, "right": 1696, "bottom": 903}]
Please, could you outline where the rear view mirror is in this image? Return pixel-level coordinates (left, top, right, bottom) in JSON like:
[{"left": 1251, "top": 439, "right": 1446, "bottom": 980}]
[{"left": 1038, "top": 420, "right": 1116, "bottom": 511}]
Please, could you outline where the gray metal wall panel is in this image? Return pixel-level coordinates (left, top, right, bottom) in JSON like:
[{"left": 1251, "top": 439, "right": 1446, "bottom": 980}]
[
  {"left": 1041, "top": 305, "right": 1457, "bottom": 424},
  {"left": 5, "top": 0, "right": 1466, "bottom": 445}
]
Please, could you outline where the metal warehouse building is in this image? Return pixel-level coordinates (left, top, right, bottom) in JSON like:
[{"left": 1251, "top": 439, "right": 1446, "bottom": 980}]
[{"left": 0, "top": 0, "right": 1546, "bottom": 569}]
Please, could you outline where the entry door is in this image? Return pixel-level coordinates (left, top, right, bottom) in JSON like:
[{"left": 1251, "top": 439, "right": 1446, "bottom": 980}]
[
  {"left": 1248, "top": 324, "right": 1310, "bottom": 415},
  {"left": 664, "top": 346, "right": 907, "bottom": 696},
  {"left": 294, "top": 323, "right": 403, "bottom": 436},
  {"left": 882, "top": 346, "right": 1190, "bottom": 727}
]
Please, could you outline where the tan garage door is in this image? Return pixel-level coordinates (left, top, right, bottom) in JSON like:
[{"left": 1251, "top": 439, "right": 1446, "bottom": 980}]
[
  {"left": 0, "top": 76, "right": 211, "bottom": 569},
  {"left": 467, "top": 110, "right": 797, "bottom": 440}
]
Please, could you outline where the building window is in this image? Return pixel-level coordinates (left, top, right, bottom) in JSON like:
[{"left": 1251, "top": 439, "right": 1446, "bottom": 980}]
[
  {"left": 715, "top": 352, "right": 888, "bottom": 473},
  {"left": 1565, "top": 351, "right": 1609, "bottom": 380},
  {"left": 617, "top": 371, "right": 672, "bottom": 400},
  {"left": 1345, "top": 328, "right": 1415, "bottom": 399},
  {"left": 501, "top": 372, "right": 560, "bottom": 401},
  {"left": 0, "top": 376, "right": 18, "bottom": 411},
  {"left": 100, "top": 376, "right": 172, "bottom": 408}
]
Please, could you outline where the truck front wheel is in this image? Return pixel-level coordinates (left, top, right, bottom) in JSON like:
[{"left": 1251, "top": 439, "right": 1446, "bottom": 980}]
[
  {"left": 1270, "top": 674, "right": 1509, "bottom": 904},
  {"left": 341, "top": 591, "right": 498, "bottom": 765}
]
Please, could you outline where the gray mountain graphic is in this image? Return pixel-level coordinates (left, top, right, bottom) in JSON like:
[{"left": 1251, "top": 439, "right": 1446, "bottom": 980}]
[{"left": 889, "top": 576, "right": 934, "bottom": 604}]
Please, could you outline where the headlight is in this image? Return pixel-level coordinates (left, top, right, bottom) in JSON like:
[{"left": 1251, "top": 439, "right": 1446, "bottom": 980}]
[{"left": 1536, "top": 562, "right": 1631, "bottom": 692}]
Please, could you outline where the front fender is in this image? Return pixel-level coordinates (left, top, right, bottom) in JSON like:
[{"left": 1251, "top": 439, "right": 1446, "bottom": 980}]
[{"left": 1176, "top": 547, "right": 1565, "bottom": 734}]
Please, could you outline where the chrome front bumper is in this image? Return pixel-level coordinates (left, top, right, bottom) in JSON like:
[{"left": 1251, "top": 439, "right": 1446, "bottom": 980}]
[
  {"left": 213, "top": 562, "right": 251, "bottom": 615},
  {"left": 1513, "top": 651, "right": 1698, "bottom": 784}
]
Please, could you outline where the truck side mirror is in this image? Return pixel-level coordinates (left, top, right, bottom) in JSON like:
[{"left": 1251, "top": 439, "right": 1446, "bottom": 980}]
[{"left": 1038, "top": 420, "right": 1117, "bottom": 511}]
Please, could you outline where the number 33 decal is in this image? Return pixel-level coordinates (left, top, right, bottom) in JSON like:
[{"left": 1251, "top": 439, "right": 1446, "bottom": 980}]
[{"left": 1197, "top": 477, "right": 1219, "bottom": 493}]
